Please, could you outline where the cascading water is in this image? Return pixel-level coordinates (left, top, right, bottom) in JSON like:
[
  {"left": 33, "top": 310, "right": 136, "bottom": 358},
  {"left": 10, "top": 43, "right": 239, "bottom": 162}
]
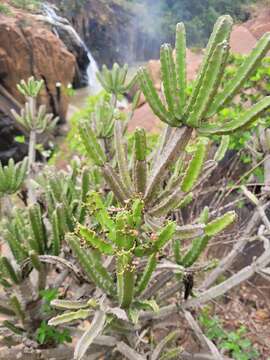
[
  {"left": 87, "top": 52, "right": 102, "bottom": 94},
  {"left": 41, "top": 3, "right": 101, "bottom": 94}
]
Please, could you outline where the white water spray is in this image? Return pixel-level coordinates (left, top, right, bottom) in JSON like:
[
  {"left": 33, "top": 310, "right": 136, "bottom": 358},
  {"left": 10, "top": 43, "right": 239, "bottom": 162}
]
[{"left": 42, "top": 3, "right": 101, "bottom": 94}]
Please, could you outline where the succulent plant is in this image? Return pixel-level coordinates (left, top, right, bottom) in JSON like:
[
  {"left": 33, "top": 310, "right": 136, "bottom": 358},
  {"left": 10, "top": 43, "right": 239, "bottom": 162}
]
[
  {"left": 0, "top": 157, "right": 28, "bottom": 196},
  {"left": 11, "top": 77, "right": 59, "bottom": 203},
  {"left": 138, "top": 16, "right": 270, "bottom": 134},
  {"left": 1, "top": 13, "right": 269, "bottom": 360},
  {"left": 17, "top": 77, "right": 44, "bottom": 99},
  {"left": 97, "top": 63, "right": 137, "bottom": 97},
  {"left": 11, "top": 103, "right": 58, "bottom": 134},
  {"left": 46, "top": 15, "right": 270, "bottom": 359},
  {"left": 0, "top": 166, "right": 90, "bottom": 340}
]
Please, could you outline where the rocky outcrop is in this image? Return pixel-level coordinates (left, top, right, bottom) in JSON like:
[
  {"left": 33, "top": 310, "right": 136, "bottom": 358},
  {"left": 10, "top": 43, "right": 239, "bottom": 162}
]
[
  {"left": 0, "top": 85, "right": 28, "bottom": 164},
  {"left": 40, "top": 3, "right": 90, "bottom": 88},
  {"left": 244, "top": 6, "right": 270, "bottom": 39},
  {"left": 0, "top": 3, "right": 90, "bottom": 163},
  {"left": 0, "top": 10, "right": 76, "bottom": 119},
  {"left": 52, "top": 0, "right": 133, "bottom": 67}
]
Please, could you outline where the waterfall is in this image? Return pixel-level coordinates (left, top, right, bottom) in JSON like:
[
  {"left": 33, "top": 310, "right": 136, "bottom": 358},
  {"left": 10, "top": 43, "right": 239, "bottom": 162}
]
[
  {"left": 87, "top": 52, "right": 102, "bottom": 94},
  {"left": 41, "top": 3, "right": 101, "bottom": 94}
]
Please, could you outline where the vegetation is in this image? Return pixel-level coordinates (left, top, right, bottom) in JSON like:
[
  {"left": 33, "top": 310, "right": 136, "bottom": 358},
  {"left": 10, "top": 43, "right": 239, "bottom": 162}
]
[
  {"left": 0, "top": 13, "right": 270, "bottom": 360},
  {"left": 199, "top": 308, "right": 259, "bottom": 360},
  {"left": 10, "top": 0, "right": 41, "bottom": 11},
  {"left": 0, "top": 3, "right": 12, "bottom": 14},
  {"left": 57, "top": 0, "right": 87, "bottom": 14},
  {"left": 127, "top": 0, "right": 254, "bottom": 47}
]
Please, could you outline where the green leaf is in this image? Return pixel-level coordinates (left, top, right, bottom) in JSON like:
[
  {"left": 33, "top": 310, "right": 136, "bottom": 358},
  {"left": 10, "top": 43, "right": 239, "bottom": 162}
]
[
  {"left": 77, "top": 225, "right": 114, "bottom": 255},
  {"left": 153, "top": 221, "right": 176, "bottom": 251},
  {"left": 205, "top": 211, "right": 236, "bottom": 236},
  {"left": 138, "top": 67, "right": 172, "bottom": 125},
  {"left": 51, "top": 299, "right": 90, "bottom": 310},
  {"left": 136, "top": 253, "right": 157, "bottom": 296},
  {"left": 214, "top": 135, "right": 230, "bottom": 162},
  {"left": 74, "top": 310, "right": 106, "bottom": 360},
  {"left": 181, "top": 138, "right": 209, "bottom": 192},
  {"left": 175, "top": 22, "right": 186, "bottom": 117},
  {"left": 49, "top": 309, "right": 92, "bottom": 326},
  {"left": 199, "top": 96, "right": 270, "bottom": 135},
  {"left": 160, "top": 43, "right": 178, "bottom": 117},
  {"left": 78, "top": 121, "right": 106, "bottom": 166},
  {"left": 134, "top": 300, "right": 159, "bottom": 313},
  {"left": 207, "top": 32, "right": 270, "bottom": 116}
]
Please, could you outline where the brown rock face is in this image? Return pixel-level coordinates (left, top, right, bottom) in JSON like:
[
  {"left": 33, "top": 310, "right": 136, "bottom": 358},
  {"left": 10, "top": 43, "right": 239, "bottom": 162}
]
[
  {"left": 0, "top": 12, "right": 75, "bottom": 120},
  {"left": 0, "top": 6, "right": 80, "bottom": 163},
  {"left": 230, "top": 25, "right": 257, "bottom": 54},
  {"left": 244, "top": 6, "right": 270, "bottom": 39}
]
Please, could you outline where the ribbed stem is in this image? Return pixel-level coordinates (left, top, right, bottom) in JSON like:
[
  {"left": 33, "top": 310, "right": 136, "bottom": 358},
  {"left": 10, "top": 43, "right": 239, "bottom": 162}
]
[
  {"left": 117, "top": 253, "right": 135, "bottom": 309},
  {"left": 27, "top": 130, "right": 37, "bottom": 204}
]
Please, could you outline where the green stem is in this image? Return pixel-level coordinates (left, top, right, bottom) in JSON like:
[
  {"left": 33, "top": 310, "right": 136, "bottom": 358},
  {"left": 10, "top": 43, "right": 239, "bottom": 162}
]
[{"left": 117, "top": 253, "right": 135, "bottom": 309}]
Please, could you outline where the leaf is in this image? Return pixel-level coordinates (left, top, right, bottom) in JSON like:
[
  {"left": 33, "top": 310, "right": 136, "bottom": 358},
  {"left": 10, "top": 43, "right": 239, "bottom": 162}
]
[
  {"left": 134, "top": 300, "right": 159, "bottom": 313},
  {"left": 136, "top": 253, "right": 157, "bottom": 296},
  {"left": 205, "top": 211, "right": 236, "bottom": 236},
  {"left": 174, "top": 224, "right": 205, "bottom": 239},
  {"left": 51, "top": 299, "right": 89, "bottom": 310},
  {"left": 107, "top": 307, "right": 129, "bottom": 321},
  {"left": 114, "top": 120, "right": 132, "bottom": 189},
  {"left": 78, "top": 121, "right": 106, "bottom": 166},
  {"left": 199, "top": 96, "right": 270, "bottom": 135},
  {"left": 134, "top": 128, "right": 147, "bottom": 161},
  {"left": 187, "top": 41, "right": 229, "bottom": 127},
  {"left": 207, "top": 32, "right": 270, "bottom": 116},
  {"left": 160, "top": 43, "right": 178, "bottom": 117},
  {"left": 181, "top": 235, "right": 210, "bottom": 267},
  {"left": 181, "top": 138, "right": 209, "bottom": 192},
  {"left": 153, "top": 221, "right": 176, "bottom": 251},
  {"left": 128, "top": 308, "right": 139, "bottom": 325},
  {"left": 48, "top": 309, "right": 92, "bottom": 326},
  {"left": 214, "top": 135, "right": 230, "bottom": 162},
  {"left": 186, "top": 15, "right": 233, "bottom": 118},
  {"left": 74, "top": 310, "right": 106, "bottom": 360},
  {"left": 138, "top": 67, "right": 172, "bottom": 125},
  {"left": 175, "top": 22, "right": 186, "bottom": 117},
  {"left": 77, "top": 225, "right": 114, "bottom": 255}
]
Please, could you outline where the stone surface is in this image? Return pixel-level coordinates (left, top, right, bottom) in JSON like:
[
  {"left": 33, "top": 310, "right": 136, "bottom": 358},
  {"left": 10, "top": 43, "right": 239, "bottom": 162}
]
[
  {"left": 0, "top": 12, "right": 76, "bottom": 119},
  {"left": 230, "top": 25, "right": 257, "bottom": 54},
  {"left": 244, "top": 6, "right": 270, "bottom": 39},
  {"left": 0, "top": 5, "right": 79, "bottom": 163}
]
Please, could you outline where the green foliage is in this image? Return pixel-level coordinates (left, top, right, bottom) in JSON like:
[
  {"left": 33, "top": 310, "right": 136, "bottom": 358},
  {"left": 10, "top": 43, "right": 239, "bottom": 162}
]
[
  {"left": 12, "top": 101, "right": 58, "bottom": 134},
  {"left": 67, "top": 92, "right": 120, "bottom": 156},
  {"left": 68, "top": 193, "right": 169, "bottom": 307},
  {"left": 138, "top": 17, "right": 270, "bottom": 133},
  {"left": 17, "top": 77, "right": 44, "bottom": 98},
  {"left": 0, "top": 157, "right": 27, "bottom": 196},
  {"left": 40, "top": 288, "right": 59, "bottom": 314},
  {"left": 0, "top": 165, "right": 90, "bottom": 339},
  {"left": 57, "top": 0, "right": 87, "bottom": 14},
  {"left": 1, "top": 13, "right": 268, "bottom": 360},
  {"left": 11, "top": 0, "right": 41, "bottom": 11},
  {"left": 129, "top": 0, "right": 253, "bottom": 48},
  {"left": 36, "top": 321, "right": 72, "bottom": 346},
  {"left": 0, "top": 4, "right": 12, "bottom": 15},
  {"left": 208, "top": 53, "right": 270, "bottom": 183},
  {"left": 199, "top": 308, "right": 260, "bottom": 360},
  {"left": 97, "top": 63, "right": 137, "bottom": 96}
]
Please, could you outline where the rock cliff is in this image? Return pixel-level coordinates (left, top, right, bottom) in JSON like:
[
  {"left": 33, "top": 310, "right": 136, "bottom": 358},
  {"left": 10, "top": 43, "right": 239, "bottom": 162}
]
[
  {"left": 51, "top": 0, "right": 133, "bottom": 67},
  {"left": 0, "top": 2, "right": 88, "bottom": 162}
]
